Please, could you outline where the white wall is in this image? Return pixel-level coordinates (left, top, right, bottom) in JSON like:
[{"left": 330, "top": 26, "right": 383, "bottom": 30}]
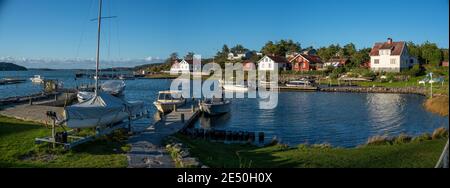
[{"left": 170, "top": 60, "right": 192, "bottom": 73}]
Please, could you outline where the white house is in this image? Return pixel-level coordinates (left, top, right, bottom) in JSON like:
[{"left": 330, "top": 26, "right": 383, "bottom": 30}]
[
  {"left": 170, "top": 59, "right": 193, "bottom": 73},
  {"left": 258, "top": 55, "right": 290, "bottom": 71},
  {"left": 227, "top": 51, "right": 254, "bottom": 60},
  {"left": 370, "top": 38, "right": 418, "bottom": 72}
]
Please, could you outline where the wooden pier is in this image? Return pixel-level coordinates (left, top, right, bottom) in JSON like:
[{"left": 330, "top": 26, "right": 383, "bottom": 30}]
[
  {"left": 0, "top": 78, "right": 26, "bottom": 85},
  {"left": 128, "top": 101, "right": 200, "bottom": 168}
]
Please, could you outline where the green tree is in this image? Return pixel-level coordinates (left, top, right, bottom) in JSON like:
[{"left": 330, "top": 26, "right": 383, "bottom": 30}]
[
  {"left": 421, "top": 42, "right": 442, "bottom": 65},
  {"left": 261, "top": 39, "right": 301, "bottom": 56},
  {"left": 349, "top": 48, "right": 370, "bottom": 68},
  {"left": 441, "top": 49, "right": 448, "bottom": 62},
  {"left": 185, "top": 52, "right": 195, "bottom": 60},
  {"left": 343, "top": 43, "right": 357, "bottom": 57},
  {"left": 317, "top": 44, "right": 341, "bottom": 61},
  {"left": 230, "top": 44, "right": 248, "bottom": 54}
]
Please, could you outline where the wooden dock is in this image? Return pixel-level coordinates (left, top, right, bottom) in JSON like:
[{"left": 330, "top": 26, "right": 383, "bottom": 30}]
[{"left": 128, "top": 101, "right": 200, "bottom": 168}]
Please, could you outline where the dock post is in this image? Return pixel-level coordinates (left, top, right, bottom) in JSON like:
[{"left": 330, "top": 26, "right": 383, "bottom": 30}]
[
  {"left": 173, "top": 104, "right": 177, "bottom": 112},
  {"left": 258, "top": 132, "right": 265, "bottom": 143},
  {"left": 52, "top": 119, "right": 56, "bottom": 149},
  {"left": 29, "top": 98, "right": 33, "bottom": 105},
  {"left": 181, "top": 113, "right": 185, "bottom": 123},
  {"left": 54, "top": 94, "right": 58, "bottom": 101},
  {"left": 191, "top": 104, "right": 195, "bottom": 112}
]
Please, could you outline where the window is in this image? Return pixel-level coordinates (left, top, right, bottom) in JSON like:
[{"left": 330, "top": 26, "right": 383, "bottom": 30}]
[
  {"left": 390, "top": 59, "right": 396, "bottom": 64},
  {"left": 269, "top": 63, "right": 272, "bottom": 69},
  {"left": 374, "top": 59, "right": 380, "bottom": 64},
  {"left": 380, "top": 50, "right": 383, "bottom": 55}
]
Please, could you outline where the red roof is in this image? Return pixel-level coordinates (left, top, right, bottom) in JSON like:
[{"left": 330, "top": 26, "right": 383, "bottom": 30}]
[
  {"left": 289, "top": 54, "right": 323, "bottom": 64},
  {"left": 370, "top": 41, "right": 405, "bottom": 56}
]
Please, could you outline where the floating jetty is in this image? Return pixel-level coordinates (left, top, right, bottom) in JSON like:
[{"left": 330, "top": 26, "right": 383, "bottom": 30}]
[{"left": 0, "top": 78, "right": 26, "bottom": 85}]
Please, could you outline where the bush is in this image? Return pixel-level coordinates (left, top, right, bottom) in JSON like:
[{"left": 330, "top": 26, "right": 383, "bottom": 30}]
[
  {"left": 393, "top": 133, "right": 412, "bottom": 145},
  {"left": 412, "top": 133, "right": 432, "bottom": 143},
  {"left": 405, "top": 64, "right": 425, "bottom": 77},
  {"left": 432, "top": 127, "right": 449, "bottom": 140},
  {"left": 367, "top": 135, "right": 391, "bottom": 145}
]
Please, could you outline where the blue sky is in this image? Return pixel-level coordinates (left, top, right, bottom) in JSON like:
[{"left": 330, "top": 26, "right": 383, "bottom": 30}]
[{"left": 0, "top": 0, "right": 448, "bottom": 68}]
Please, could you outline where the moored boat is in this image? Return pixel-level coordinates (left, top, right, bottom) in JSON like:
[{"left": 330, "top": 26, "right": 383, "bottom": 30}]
[
  {"left": 153, "top": 91, "right": 186, "bottom": 113},
  {"left": 199, "top": 98, "right": 231, "bottom": 116},
  {"left": 285, "top": 78, "right": 318, "bottom": 90},
  {"left": 64, "top": 92, "right": 144, "bottom": 129},
  {"left": 30, "top": 75, "right": 44, "bottom": 84},
  {"left": 101, "top": 80, "right": 126, "bottom": 96}
]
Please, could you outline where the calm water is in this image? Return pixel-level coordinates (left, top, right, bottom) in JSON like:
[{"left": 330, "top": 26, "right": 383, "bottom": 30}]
[{"left": 1, "top": 70, "right": 448, "bottom": 147}]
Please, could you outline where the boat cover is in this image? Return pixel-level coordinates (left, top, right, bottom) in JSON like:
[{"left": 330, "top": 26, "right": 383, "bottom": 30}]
[
  {"left": 65, "top": 92, "right": 139, "bottom": 121},
  {"left": 101, "top": 80, "right": 125, "bottom": 95}
]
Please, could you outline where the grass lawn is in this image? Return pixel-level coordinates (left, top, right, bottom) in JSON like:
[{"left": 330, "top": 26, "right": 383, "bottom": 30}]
[
  {"left": 0, "top": 116, "right": 129, "bottom": 168},
  {"left": 175, "top": 134, "right": 447, "bottom": 168}
]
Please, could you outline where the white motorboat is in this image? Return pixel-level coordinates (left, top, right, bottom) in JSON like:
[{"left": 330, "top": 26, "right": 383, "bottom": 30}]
[
  {"left": 285, "top": 78, "right": 318, "bottom": 90},
  {"left": 222, "top": 84, "right": 249, "bottom": 92},
  {"left": 199, "top": 98, "right": 231, "bottom": 116},
  {"left": 153, "top": 91, "right": 186, "bottom": 113},
  {"left": 30, "top": 75, "right": 44, "bottom": 83},
  {"left": 101, "top": 80, "right": 125, "bottom": 96},
  {"left": 118, "top": 74, "right": 135, "bottom": 80}
]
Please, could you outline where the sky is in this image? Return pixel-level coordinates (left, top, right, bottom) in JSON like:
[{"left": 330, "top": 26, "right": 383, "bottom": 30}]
[{"left": 0, "top": 0, "right": 448, "bottom": 69}]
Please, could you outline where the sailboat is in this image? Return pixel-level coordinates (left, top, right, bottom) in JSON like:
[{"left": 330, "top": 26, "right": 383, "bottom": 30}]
[{"left": 63, "top": 0, "right": 144, "bottom": 129}]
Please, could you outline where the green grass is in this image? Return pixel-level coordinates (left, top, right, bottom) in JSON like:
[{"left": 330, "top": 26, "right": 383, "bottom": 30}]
[
  {"left": 0, "top": 116, "right": 128, "bottom": 168},
  {"left": 174, "top": 134, "right": 447, "bottom": 168}
]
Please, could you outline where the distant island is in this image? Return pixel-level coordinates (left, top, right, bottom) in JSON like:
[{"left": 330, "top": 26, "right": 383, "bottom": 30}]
[{"left": 0, "top": 62, "right": 27, "bottom": 71}]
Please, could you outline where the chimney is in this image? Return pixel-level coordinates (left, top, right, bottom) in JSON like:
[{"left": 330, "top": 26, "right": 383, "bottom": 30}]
[{"left": 387, "top": 38, "right": 393, "bottom": 44}]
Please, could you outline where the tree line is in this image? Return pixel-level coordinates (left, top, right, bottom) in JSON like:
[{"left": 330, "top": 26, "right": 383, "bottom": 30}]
[{"left": 141, "top": 39, "right": 448, "bottom": 72}]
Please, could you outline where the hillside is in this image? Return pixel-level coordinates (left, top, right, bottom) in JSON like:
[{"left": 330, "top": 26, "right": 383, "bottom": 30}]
[{"left": 0, "top": 62, "right": 27, "bottom": 71}]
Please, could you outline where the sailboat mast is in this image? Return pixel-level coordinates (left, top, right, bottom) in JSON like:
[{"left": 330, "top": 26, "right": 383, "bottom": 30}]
[{"left": 95, "top": 0, "right": 103, "bottom": 96}]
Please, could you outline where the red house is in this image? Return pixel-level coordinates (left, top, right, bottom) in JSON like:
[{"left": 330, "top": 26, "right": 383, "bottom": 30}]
[{"left": 289, "top": 54, "right": 323, "bottom": 71}]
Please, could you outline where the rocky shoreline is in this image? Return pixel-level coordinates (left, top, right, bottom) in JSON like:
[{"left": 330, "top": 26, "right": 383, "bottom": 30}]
[{"left": 319, "top": 86, "right": 427, "bottom": 96}]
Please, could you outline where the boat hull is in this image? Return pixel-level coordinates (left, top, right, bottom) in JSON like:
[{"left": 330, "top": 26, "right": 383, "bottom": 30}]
[
  {"left": 64, "top": 110, "right": 129, "bottom": 129},
  {"left": 199, "top": 100, "right": 231, "bottom": 116},
  {"left": 153, "top": 100, "right": 186, "bottom": 113},
  {"left": 223, "top": 85, "right": 249, "bottom": 92}
]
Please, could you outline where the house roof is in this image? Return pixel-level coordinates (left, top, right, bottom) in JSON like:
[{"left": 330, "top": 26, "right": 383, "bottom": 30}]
[
  {"left": 176, "top": 59, "right": 194, "bottom": 64},
  {"left": 266, "top": 55, "right": 290, "bottom": 64},
  {"left": 370, "top": 41, "right": 405, "bottom": 56},
  {"left": 289, "top": 54, "right": 323, "bottom": 64}
]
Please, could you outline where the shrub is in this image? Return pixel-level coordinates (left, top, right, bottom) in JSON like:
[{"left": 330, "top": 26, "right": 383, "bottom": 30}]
[
  {"left": 311, "top": 143, "right": 332, "bottom": 149},
  {"left": 393, "top": 133, "right": 412, "bottom": 145},
  {"left": 432, "top": 127, "right": 449, "bottom": 140},
  {"left": 297, "top": 144, "right": 309, "bottom": 150},
  {"left": 412, "top": 133, "right": 432, "bottom": 143},
  {"left": 367, "top": 135, "right": 391, "bottom": 145},
  {"left": 406, "top": 64, "right": 425, "bottom": 77}
]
